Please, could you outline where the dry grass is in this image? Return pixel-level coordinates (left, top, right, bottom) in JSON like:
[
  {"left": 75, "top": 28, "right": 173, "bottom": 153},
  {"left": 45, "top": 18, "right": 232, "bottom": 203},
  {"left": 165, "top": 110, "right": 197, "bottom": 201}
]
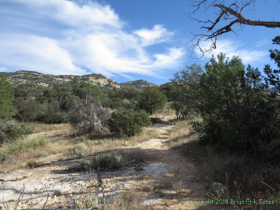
[
  {"left": 166, "top": 120, "right": 198, "bottom": 148},
  {"left": 168, "top": 119, "right": 280, "bottom": 209},
  {"left": 25, "top": 122, "right": 72, "bottom": 133},
  {"left": 63, "top": 127, "right": 161, "bottom": 159},
  {"left": 1, "top": 125, "right": 158, "bottom": 166},
  {"left": 0, "top": 135, "right": 75, "bottom": 172},
  {"left": 104, "top": 190, "right": 151, "bottom": 210}
]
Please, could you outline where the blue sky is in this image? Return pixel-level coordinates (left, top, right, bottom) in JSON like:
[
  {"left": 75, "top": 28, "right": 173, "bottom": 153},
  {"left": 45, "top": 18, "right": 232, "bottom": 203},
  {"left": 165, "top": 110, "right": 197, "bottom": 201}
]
[{"left": 0, "top": 0, "right": 279, "bottom": 85}]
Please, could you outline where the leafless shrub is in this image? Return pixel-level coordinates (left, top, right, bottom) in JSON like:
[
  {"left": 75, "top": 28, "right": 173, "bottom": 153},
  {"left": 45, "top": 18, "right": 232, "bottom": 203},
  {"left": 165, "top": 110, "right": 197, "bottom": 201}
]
[{"left": 67, "top": 96, "right": 111, "bottom": 136}]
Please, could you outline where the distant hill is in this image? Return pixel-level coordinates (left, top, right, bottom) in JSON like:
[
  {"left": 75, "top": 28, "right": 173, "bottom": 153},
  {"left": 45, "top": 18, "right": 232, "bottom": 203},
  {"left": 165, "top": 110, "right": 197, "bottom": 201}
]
[
  {"left": 1, "top": 70, "right": 120, "bottom": 90},
  {"left": 120, "top": 79, "right": 158, "bottom": 91},
  {"left": 0, "top": 70, "right": 161, "bottom": 91}
]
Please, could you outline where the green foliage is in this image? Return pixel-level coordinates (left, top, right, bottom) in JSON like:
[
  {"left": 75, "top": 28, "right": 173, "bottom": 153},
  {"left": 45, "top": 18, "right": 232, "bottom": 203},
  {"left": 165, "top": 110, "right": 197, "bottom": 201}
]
[
  {"left": 77, "top": 82, "right": 102, "bottom": 103},
  {"left": 168, "top": 64, "right": 203, "bottom": 120},
  {"left": 35, "top": 102, "right": 67, "bottom": 123},
  {"left": 264, "top": 35, "right": 280, "bottom": 91},
  {"left": 60, "top": 94, "right": 83, "bottom": 111},
  {"left": 138, "top": 87, "right": 167, "bottom": 114},
  {"left": 81, "top": 195, "right": 98, "bottom": 209},
  {"left": 102, "top": 86, "right": 141, "bottom": 109},
  {"left": 91, "top": 153, "right": 123, "bottom": 170},
  {"left": 0, "top": 136, "right": 47, "bottom": 162},
  {"left": 0, "top": 120, "right": 32, "bottom": 144},
  {"left": 14, "top": 99, "right": 41, "bottom": 121},
  {"left": 72, "top": 143, "right": 86, "bottom": 156},
  {"left": 0, "top": 74, "right": 17, "bottom": 120},
  {"left": 107, "top": 108, "right": 151, "bottom": 136},
  {"left": 79, "top": 159, "right": 90, "bottom": 170},
  {"left": 36, "top": 82, "right": 83, "bottom": 112},
  {"left": 196, "top": 53, "right": 279, "bottom": 151},
  {"left": 14, "top": 81, "right": 46, "bottom": 101}
]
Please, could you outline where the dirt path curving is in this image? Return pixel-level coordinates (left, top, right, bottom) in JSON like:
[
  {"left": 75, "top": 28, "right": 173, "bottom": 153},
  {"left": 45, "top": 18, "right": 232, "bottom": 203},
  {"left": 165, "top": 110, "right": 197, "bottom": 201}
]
[{"left": 0, "top": 118, "right": 218, "bottom": 210}]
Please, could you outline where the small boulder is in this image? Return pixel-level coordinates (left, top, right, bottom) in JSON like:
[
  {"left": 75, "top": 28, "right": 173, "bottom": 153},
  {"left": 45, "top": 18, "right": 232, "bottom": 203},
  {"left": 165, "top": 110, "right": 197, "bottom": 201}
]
[{"left": 134, "top": 166, "right": 143, "bottom": 171}]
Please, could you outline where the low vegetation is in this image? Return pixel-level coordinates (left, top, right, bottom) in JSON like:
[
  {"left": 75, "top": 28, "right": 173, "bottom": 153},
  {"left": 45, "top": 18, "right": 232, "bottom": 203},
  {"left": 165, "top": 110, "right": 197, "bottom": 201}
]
[
  {"left": 108, "top": 108, "right": 151, "bottom": 137},
  {"left": 1, "top": 35, "right": 280, "bottom": 209},
  {"left": 0, "top": 135, "right": 48, "bottom": 162},
  {"left": 0, "top": 119, "right": 32, "bottom": 144},
  {"left": 138, "top": 87, "right": 167, "bottom": 114}
]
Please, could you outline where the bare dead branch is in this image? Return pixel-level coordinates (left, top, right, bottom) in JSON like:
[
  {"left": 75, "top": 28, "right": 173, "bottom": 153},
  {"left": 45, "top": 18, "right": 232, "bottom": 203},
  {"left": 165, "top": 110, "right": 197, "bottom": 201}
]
[
  {"left": 188, "top": 0, "right": 280, "bottom": 56},
  {"left": 42, "top": 184, "right": 50, "bottom": 209},
  {"left": 215, "top": 4, "right": 280, "bottom": 28},
  {"left": 14, "top": 184, "right": 25, "bottom": 210},
  {"left": 2, "top": 195, "right": 9, "bottom": 210}
]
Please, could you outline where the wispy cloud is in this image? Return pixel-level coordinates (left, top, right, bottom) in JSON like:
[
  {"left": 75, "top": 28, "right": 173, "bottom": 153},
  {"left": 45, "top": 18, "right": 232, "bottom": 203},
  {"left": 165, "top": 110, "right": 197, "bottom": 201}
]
[
  {"left": 0, "top": 67, "right": 7, "bottom": 72},
  {"left": 195, "top": 39, "right": 267, "bottom": 65},
  {"left": 0, "top": 0, "right": 184, "bottom": 77},
  {"left": 256, "top": 39, "right": 270, "bottom": 48},
  {"left": 133, "top": 25, "right": 174, "bottom": 47},
  {"left": 0, "top": 34, "right": 86, "bottom": 75}
]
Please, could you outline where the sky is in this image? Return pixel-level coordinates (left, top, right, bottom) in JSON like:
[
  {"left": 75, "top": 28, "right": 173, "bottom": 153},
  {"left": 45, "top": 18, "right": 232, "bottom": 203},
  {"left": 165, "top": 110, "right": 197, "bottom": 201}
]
[{"left": 0, "top": 0, "right": 279, "bottom": 85}]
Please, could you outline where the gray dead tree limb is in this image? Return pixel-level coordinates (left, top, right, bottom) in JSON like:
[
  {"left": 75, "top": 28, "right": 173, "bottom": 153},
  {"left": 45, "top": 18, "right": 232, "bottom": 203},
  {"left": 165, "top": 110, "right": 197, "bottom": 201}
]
[{"left": 187, "top": 0, "right": 280, "bottom": 57}]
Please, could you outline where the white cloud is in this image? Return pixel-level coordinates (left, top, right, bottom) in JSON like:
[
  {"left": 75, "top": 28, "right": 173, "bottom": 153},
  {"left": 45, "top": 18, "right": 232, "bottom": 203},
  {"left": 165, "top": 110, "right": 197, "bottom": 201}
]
[
  {"left": 0, "top": 67, "right": 7, "bottom": 72},
  {"left": 15, "top": 0, "right": 123, "bottom": 29},
  {"left": 0, "top": 0, "right": 184, "bottom": 78},
  {"left": 133, "top": 25, "right": 174, "bottom": 46},
  {"left": 196, "top": 39, "right": 267, "bottom": 64},
  {"left": 256, "top": 39, "right": 270, "bottom": 48},
  {"left": 0, "top": 34, "right": 86, "bottom": 75}
]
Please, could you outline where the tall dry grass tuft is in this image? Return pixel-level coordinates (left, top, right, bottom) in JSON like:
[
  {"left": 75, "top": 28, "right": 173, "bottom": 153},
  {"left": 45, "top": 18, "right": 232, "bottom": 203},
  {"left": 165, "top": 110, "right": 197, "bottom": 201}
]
[
  {"left": 104, "top": 190, "right": 151, "bottom": 210},
  {"left": 170, "top": 120, "right": 280, "bottom": 209},
  {"left": 0, "top": 135, "right": 75, "bottom": 171},
  {"left": 25, "top": 122, "right": 72, "bottom": 133},
  {"left": 63, "top": 127, "right": 161, "bottom": 158},
  {"left": 166, "top": 120, "right": 198, "bottom": 148}
]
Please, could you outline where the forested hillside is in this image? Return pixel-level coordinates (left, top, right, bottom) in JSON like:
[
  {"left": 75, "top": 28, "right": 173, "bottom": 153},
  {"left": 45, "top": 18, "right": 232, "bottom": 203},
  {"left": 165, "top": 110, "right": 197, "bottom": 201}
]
[{"left": 1, "top": 70, "right": 120, "bottom": 90}]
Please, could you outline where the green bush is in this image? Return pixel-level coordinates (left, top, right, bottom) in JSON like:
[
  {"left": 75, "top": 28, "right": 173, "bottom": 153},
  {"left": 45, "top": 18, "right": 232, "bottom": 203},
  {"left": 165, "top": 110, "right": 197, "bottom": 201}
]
[
  {"left": 82, "top": 195, "right": 98, "bottom": 208},
  {"left": 91, "top": 153, "right": 122, "bottom": 170},
  {"left": 0, "top": 136, "right": 48, "bottom": 162},
  {"left": 53, "top": 112, "right": 67, "bottom": 123},
  {"left": 0, "top": 120, "right": 32, "bottom": 144},
  {"left": 169, "top": 64, "right": 203, "bottom": 120},
  {"left": 196, "top": 53, "right": 279, "bottom": 152},
  {"left": 138, "top": 87, "right": 167, "bottom": 114},
  {"left": 14, "top": 99, "right": 41, "bottom": 121},
  {"left": 36, "top": 110, "right": 66, "bottom": 124},
  {"left": 72, "top": 143, "right": 86, "bottom": 156},
  {"left": 0, "top": 73, "right": 17, "bottom": 120},
  {"left": 79, "top": 159, "right": 90, "bottom": 170},
  {"left": 107, "top": 108, "right": 151, "bottom": 136}
]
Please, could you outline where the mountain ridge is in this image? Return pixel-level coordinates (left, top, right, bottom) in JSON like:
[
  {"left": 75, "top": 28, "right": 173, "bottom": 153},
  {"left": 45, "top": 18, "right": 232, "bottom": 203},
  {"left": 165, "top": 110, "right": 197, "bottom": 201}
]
[{"left": 1, "top": 70, "right": 158, "bottom": 91}]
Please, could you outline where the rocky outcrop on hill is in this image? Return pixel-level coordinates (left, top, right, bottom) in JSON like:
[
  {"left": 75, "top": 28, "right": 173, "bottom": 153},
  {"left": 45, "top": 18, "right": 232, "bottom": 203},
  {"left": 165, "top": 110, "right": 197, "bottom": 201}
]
[
  {"left": 120, "top": 79, "right": 158, "bottom": 91},
  {"left": 1, "top": 70, "right": 120, "bottom": 90},
  {"left": 159, "top": 82, "right": 177, "bottom": 93}
]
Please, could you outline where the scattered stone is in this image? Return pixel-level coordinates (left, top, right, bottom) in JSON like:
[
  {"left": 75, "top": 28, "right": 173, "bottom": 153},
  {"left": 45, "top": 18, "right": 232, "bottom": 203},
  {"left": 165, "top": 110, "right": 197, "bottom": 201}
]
[
  {"left": 53, "top": 190, "right": 62, "bottom": 196},
  {"left": 0, "top": 172, "right": 33, "bottom": 182},
  {"left": 134, "top": 166, "right": 143, "bottom": 171}
]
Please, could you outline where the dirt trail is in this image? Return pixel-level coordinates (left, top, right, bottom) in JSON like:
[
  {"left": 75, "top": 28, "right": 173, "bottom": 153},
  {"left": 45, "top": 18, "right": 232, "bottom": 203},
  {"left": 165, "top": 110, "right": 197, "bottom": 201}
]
[{"left": 0, "top": 118, "right": 216, "bottom": 210}]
